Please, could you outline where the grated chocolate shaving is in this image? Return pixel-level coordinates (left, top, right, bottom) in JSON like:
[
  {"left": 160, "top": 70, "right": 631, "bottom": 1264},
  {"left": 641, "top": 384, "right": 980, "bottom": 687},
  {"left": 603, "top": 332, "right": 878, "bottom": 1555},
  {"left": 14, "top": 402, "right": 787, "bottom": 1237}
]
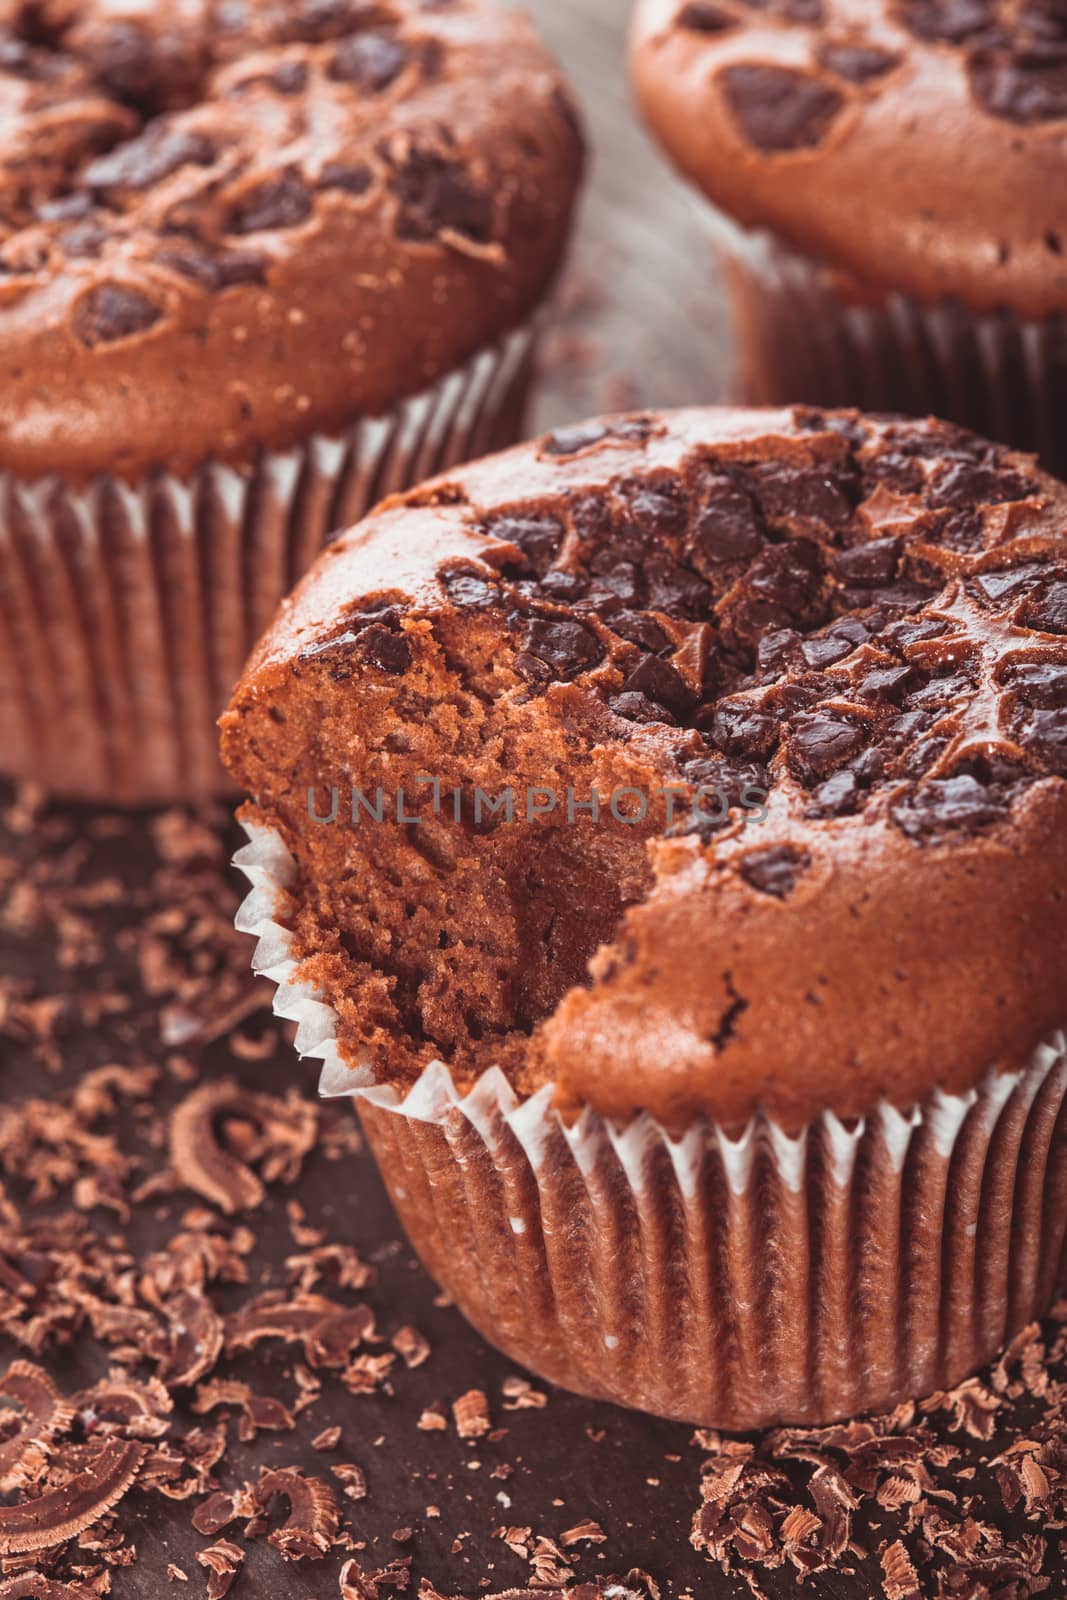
[
  {"left": 0, "top": 1439, "right": 145, "bottom": 1554},
  {"left": 251, "top": 1467, "right": 340, "bottom": 1561},
  {"left": 169, "top": 1081, "right": 316, "bottom": 1216},
  {"left": 0, "top": 1363, "right": 75, "bottom": 1491}
]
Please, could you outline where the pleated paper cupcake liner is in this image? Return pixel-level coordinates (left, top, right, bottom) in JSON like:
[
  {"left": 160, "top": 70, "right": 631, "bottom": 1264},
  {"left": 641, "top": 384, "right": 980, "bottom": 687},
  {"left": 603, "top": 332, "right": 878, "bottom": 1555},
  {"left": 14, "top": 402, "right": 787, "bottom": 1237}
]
[
  {"left": 0, "top": 323, "right": 535, "bottom": 806},
  {"left": 709, "top": 213, "right": 1067, "bottom": 479},
  {"left": 234, "top": 818, "right": 1067, "bottom": 1431}
]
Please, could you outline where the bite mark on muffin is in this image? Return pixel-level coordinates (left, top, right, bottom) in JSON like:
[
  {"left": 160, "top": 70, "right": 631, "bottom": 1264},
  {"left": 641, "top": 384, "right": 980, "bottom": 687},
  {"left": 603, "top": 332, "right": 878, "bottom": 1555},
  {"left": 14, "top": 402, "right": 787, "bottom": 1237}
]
[{"left": 222, "top": 408, "right": 1067, "bottom": 1114}]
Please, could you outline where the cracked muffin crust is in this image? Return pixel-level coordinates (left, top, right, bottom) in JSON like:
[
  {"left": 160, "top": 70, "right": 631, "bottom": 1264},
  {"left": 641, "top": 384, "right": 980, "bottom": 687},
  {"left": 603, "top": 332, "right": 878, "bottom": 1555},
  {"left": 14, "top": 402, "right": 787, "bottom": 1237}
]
[
  {"left": 0, "top": 0, "right": 583, "bottom": 482},
  {"left": 222, "top": 406, "right": 1067, "bottom": 1135},
  {"left": 630, "top": 0, "right": 1067, "bottom": 319}
]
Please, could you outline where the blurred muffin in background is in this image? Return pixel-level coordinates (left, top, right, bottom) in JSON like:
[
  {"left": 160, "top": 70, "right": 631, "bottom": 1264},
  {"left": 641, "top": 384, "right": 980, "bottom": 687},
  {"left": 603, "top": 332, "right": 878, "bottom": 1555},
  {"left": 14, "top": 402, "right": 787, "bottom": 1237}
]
[
  {"left": 631, "top": 0, "right": 1067, "bottom": 470},
  {"left": 0, "top": 0, "right": 583, "bottom": 802}
]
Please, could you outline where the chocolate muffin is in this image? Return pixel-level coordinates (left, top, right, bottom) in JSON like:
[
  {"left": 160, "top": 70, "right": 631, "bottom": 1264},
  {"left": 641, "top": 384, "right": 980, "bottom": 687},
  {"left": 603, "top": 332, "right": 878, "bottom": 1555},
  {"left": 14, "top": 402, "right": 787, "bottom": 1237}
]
[
  {"left": 0, "top": 0, "right": 582, "bottom": 803},
  {"left": 224, "top": 405, "right": 1067, "bottom": 1429},
  {"left": 630, "top": 1, "right": 1067, "bottom": 472}
]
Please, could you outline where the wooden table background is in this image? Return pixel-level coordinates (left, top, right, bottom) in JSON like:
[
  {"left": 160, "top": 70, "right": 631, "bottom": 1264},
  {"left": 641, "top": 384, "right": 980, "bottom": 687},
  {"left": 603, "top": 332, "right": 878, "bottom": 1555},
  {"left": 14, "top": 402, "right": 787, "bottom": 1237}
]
[{"left": 528, "top": 0, "right": 733, "bottom": 434}]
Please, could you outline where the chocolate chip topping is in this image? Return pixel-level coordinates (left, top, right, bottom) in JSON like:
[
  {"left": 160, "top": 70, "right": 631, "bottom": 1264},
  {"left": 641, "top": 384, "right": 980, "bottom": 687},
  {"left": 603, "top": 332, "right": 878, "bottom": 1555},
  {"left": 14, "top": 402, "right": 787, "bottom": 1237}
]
[
  {"left": 676, "top": 2, "right": 737, "bottom": 31},
  {"left": 226, "top": 170, "right": 313, "bottom": 234},
  {"left": 329, "top": 31, "right": 409, "bottom": 89},
  {"left": 739, "top": 844, "right": 811, "bottom": 897},
  {"left": 375, "top": 409, "right": 1066, "bottom": 852},
  {"left": 720, "top": 64, "right": 845, "bottom": 151},
  {"left": 71, "top": 282, "right": 163, "bottom": 345},
  {"left": 893, "top": 0, "right": 1067, "bottom": 122}
]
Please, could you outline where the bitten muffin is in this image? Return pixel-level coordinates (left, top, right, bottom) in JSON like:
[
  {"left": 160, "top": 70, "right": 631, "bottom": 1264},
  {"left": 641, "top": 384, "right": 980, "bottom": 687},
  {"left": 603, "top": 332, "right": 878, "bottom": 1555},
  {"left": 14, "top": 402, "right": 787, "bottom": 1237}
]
[
  {"left": 0, "top": 0, "right": 582, "bottom": 802},
  {"left": 630, "top": 1, "right": 1067, "bottom": 471},
  {"left": 224, "top": 406, "right": 1067, "bottom": 1428}
]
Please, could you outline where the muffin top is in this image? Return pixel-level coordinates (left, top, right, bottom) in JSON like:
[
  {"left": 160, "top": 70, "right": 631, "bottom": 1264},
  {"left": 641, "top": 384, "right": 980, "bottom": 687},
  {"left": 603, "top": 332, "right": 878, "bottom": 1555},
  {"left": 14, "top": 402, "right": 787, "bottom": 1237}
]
[
  {"left": 631, "top": 0, "right": 1067, "bottom": 319},
  {"left": 0, "top": 0, "right": 582, "bottom": 484},
  {"left": 223, "top": 405, "right": 1067, "bottom": 1134}
]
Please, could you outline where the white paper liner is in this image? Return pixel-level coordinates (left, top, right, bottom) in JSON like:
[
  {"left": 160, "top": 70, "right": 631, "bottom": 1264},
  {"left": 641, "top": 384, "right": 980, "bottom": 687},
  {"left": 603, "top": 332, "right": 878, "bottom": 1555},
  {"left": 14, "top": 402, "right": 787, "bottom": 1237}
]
[
  {"left": 234, "top": 819, "right": 1067, "bottom": 1430},
  {"left": 705, "top": 210, "right": 1067, "bottom": 476},
  {"left": 0, "top": 323, "right": 535, "bottom": 805}
]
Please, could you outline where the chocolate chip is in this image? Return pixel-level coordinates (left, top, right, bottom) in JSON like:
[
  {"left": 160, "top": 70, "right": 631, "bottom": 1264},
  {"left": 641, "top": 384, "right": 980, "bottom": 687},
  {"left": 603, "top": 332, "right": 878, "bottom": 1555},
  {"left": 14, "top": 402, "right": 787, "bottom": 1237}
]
[
  {"left": 817, "top": 41, "right": 901, "bottom": 82},
  {"left": 972, "top": 564, "right": 1044, "bottom": 604},
  {"left": 518, "top": 618, "right": 603, "bottom": 680},
  {"left": 1020, "top": 708, "right": 1067, "bottom": 771},
  {"left": 787, "top": 713, "right": 865, "bottom": 783},
  {"left": 930, "top": 460, "right": 1037, "bottom": 508},
  {"left": 265, "top": 60, "right": 309, "bottom": 94},
  {"left": 711, "top": 701, "right": 780, "bottom": 759},
  {"left": 609, "top": 610, "right": 671, "bottom": 653},
  {"left": 439, "top": 569, "right": 497, "bottom": 608},
  {"left": 690, "top": 472, "right": 765, "bottom": 566},
  {"left": 896, "top": 0, "right": 994, "bottom": 42},
  {"left": 60, "top": 222, "right": 109, "bottom": 259},
  {"left": 84, "top": 128, "right": 217, "bottom": 196},
  {"left": 893, "top": 774, "right": 1013, "bottom": 841},
  {"left": 881, "top": 616, "right": 948, "bottom": 651},
  {"left": 757, "top": 628, "right": 802, "bottom": 677},
  {"left": 622, "top": 654, "right": 695, "bottom": 717},
  {"left": 489, "top": 513, "right": 565, "bottom": 570},
  {"left": 609, "top": 691, "right": 676, "bottom": 726},
  {"left": 740, "top": 845, "right": 811, "bottom": 899},
  {"left": 617, "top": 478, "right": 688, "bottom": 540},
  {"left": 361, "top": 624, "right": 411, "bottom": 674},
  {"left": 537, "top": 571, "right": 588, "bottom": 602},
  {"left": 72, "top": 283, "right": 163, "bottom": 346},
  {"left": 853, "top": 663, "right": 916, "bottom": 704},
  {"left": 319, "top": 162, "right": 374, "bottom": 195},
  {"left": 387, "top": 147, "right": 492, "bottom": 244},
  {"left": 832, "top": 537, "right": 902, "bottom": 587},
  {"left": 39, "top": 193, "right": 96, "bottom": 223},
  {"left": 676, "top": 2, "right": 736, "bottom": 31},
  {"left": 840, "top": 577, "right": 938, "bottom": 615},
  {"left": 0, "top": 34, "right": 49, "bottom": 78},
  {"left": 741, "top": 539, "right": 826, "bottom": 629},
  {"left": 644, "top": 554, "right": 710, "bottom": 619},
  {"left": 805, "top": 769, "right": 861, "bottom": 818},
  {"left": 329, "top": 32, "right": 409, "bottom": 90},
  {"left": 970, "top": 50, "right": 1067, "bottom": 123},
  {"left": 800, "top": 618, "right": 867, "bottom": 668},
  {"left": 721, "top": 64, "right": 845, "bottom": 151},
  {"left": 754, "top": 463, "right": 856, "bottom": 528},
  {"left": 227, "top": 170, "right": 312, "bottom": 233},
  {"left": 544, "top": 422, "right": 610, "bottom": 457},
  {"left": 154, "top": 243, "right": 268, "bottom": 289},
  {"left": 1020, "top": 579, "right": 1067, "bottom": 634},
  {"left": 81, "top": 20, "right": 154, "bottom": 102},
  {"left": 1002, "top": 661, "right": 1067, "bottom": 707},
  {"left": 291, "top": 0, "right": 385, "bottom": 39}
]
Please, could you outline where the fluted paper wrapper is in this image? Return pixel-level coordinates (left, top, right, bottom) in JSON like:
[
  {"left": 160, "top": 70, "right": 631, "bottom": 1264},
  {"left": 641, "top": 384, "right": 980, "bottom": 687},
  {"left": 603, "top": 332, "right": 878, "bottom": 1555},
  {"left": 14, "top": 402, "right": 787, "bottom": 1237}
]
[
  {"left": 235, "top": 820, "right": 1067, "bottom": 1430},
  {"left": 0, "top": 325, "right": 534, "bottom": 806},
  {"left": 709, "top": 212, "right": 1067, "bottom": 479}
]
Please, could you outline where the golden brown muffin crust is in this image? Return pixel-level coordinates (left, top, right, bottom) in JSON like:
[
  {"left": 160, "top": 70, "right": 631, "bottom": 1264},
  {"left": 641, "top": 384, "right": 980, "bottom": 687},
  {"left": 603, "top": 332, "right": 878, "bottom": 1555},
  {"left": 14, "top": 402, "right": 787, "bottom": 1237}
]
[
  {"left": 223, "top": 406, "right": 1067, "bottom": 1133},
  {"left": 0, "top": 0, "right": 582, "bottom": 483},
  {"left": 630, "top": 0, "right": 1067, "bottom": 318}
]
